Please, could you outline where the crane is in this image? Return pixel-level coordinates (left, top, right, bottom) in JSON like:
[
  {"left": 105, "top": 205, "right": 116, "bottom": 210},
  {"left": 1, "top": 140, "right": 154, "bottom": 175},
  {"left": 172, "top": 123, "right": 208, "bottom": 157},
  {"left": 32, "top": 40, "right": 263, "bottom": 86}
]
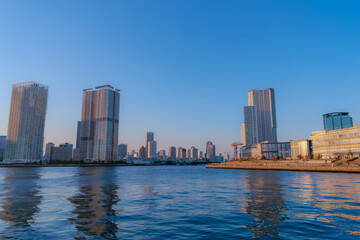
[{"left": 231, "top": 142, "right": 243, "bottom": 160}]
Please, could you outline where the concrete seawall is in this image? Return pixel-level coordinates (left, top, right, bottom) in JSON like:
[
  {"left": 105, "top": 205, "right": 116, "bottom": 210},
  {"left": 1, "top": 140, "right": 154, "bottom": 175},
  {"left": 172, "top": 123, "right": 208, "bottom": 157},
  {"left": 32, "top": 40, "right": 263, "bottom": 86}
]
[{"left": 206, "top": 162, "right": 360, "bottom": 173}]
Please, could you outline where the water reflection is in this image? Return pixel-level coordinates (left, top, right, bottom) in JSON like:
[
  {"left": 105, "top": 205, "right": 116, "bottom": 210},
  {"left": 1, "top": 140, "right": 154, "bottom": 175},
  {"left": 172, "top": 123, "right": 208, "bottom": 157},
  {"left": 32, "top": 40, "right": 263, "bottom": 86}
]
[
  {"left": 245, "top": 171, "right": 287, "bottom": 239},
  {"left": 0, "top": 168, "right": 42, "bottom": 231},
  {"left": 68, "top": 167, "right": 119, "bottom": 239}
]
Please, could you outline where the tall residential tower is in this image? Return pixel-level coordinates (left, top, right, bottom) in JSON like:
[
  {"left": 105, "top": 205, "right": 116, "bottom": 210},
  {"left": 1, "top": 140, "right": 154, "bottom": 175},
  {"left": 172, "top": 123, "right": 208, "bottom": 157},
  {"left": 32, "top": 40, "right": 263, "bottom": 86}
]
[
  {"left": 4, "top": 82, "right": 48, "bottom": 163},
  {"left": 80, "top": 85, "right": 120, "bottom": 162},
  {"left": 241, "top": 88, "right": 277, "bottom": 145}
]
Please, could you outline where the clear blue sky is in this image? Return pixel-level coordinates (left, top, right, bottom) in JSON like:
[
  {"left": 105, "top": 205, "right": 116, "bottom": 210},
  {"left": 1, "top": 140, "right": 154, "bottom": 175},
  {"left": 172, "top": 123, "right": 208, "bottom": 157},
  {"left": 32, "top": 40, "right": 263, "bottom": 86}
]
[{"left": 1, "top": 0, "right": 360, "bottom": 154}]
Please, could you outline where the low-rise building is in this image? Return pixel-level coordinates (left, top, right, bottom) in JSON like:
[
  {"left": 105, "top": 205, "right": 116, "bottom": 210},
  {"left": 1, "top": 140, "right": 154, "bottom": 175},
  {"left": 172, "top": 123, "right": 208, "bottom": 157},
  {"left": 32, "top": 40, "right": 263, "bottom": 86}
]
[
  {"left": 241, "top": 141, "right": 290, "bottom": 159},
  {"left": 310, "top": 126, "right": 360, "bottom": 158},
  {"left": 290, "top": 139, "right": 312, "bottom": 159}
]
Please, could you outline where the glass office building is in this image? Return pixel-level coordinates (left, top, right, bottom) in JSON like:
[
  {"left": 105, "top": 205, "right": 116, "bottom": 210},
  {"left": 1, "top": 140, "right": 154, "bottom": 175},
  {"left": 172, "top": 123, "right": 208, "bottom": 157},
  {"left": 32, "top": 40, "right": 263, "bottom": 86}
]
[{"left": 323, "top": 112, "right": 353, "bottom": 131}]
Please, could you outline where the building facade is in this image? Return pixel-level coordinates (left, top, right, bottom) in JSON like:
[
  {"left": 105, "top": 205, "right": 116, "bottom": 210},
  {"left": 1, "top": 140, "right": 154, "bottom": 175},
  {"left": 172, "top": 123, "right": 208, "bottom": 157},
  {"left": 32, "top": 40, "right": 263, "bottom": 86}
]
[
  {"left": 147, "top": 140, "right": 157, "bottom": 158},
  {"left": 139, "top": 146, "right": 146, "bottom": 159},
  {"left": 242, "top": 105, "right": 258, "bottom": 145},
  {"left": 190, "top": 146, "right": 198, "bottom": 159},
  {"left": 310, "top": 126, "right": 360, "bottom": 158},
  {"left": 247, "top": 88, "right": 277, "bottom": 143},
  {"left": 4, "top": 82, "right": 48, "bottom": 163},
  {"left": 206, "top": 141, "right": 216, "bottom": 160},
  {"left": 241, "top": 141, "right": 290, "bottom": 160},
  {"left": 0, "top": 136, "right": 6, "bottom": 161},
  {"left": 290, "top": 139, "right": 312, "bottom": 159},
  {"left": 50, "top": 143, "right": 73, "bottom": 161},
  {"left": 169, "top": 146, "right": 176, "bottom": 159},
  {"left": 323, "top": 112, "right": 353, "bottom": 131},
  {"left": 44, "top": 142, "right": 55, "bottom": 161},
  {"left": 118, "top": 144, "right": 127, "bottom": 160},
  {"left": 80, "top": 85, "right": 120, "bottom": 162}
]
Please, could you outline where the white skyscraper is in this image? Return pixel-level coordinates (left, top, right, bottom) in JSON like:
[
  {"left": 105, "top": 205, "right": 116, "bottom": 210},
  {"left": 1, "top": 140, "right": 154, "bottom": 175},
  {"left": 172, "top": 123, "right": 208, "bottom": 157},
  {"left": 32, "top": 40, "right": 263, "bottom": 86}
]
[
  {"left": 80, "top": 85, "right": 120, "bottom": 162},
  {"left": 4, "top": 82, "right": 48, "bottom": 163},
  {"left": 243, "top": 88, "right": 277, "bottom": 144}
]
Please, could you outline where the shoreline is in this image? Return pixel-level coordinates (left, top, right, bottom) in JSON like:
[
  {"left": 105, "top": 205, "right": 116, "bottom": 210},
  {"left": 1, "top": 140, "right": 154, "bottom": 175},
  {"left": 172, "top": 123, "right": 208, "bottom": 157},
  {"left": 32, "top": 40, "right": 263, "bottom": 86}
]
[{"left": 206, "top": 160, "right": 360, "bottom": 173}]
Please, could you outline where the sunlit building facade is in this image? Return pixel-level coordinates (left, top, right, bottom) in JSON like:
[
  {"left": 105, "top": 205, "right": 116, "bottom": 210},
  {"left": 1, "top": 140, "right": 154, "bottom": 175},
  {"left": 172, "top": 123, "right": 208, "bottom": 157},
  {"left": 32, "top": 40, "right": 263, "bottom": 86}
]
[
  {"left": 247, "top": 88, "right": 277, "bottom": 143},
  {"left": 310, "top": 126, "right": 360, "bottom": 158},
  {"left": 80, "top": 85, "right": 120, "bottom": 162},
  {"left": 290, "top": 139, "right": 312, "bottom": 158},
  {"left": 4, "top": 82, "right": 48, "bottom": 163}
]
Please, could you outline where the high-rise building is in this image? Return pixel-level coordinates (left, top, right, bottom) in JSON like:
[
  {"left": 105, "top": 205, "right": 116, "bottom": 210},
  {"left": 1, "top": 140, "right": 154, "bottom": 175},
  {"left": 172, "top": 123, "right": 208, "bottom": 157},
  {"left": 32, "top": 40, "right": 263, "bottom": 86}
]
[
  {"left": 247, "top": 88, "right": 277, "bottom": 143},
  {"left": 159, "top": 150, "right": 166, "bottom": 158},
  {"left": 45, "top": 142, "right": 55, "bottom": 161},
  {"left": 241, "top": 123, "right": 246, "bottom": 145},
  {"left": 323, "top": 112, "right": 353, "bottom": 131},
  {"left": 145, "top": 132, "right": 154, "bottom": 157},
  {"left": 206, "top": 141, "right": 216, "bottom": 160},
  {"left": 118, "top": 144, "right": 127, "bottom": 160},
  {"left": 187, "top": 149, "right": 191, "bottom": 159},
  {"left": 4, "top": 82, "right": 48, "bottom": 163},
  {"left": 80, "top": 85, "right": 120, "bottom": 162},
  {"left": 181, "top": 148, "right": 187, "bottom": 159},
  {"left": 0, "top": 136, "right": 6, "bottom": 161},
  {"left": 146, "top": 132, "right": 154, "bottom": 143},
  {"left": 242, "top": 106, "right": 258, "bottom": 145},
  {"left": 75, "top": 121, "right": 81, "bottom": 149},
  {"left": 178, "top": 147, "right": 183, "bottom": 159},
  {"left": 169, "top": 146, "right": 176, "bottom": 159},
  {"left": 198, "top": 151, "right": 203, "bottom": 159},
  {"left": 147, "top": 140, "right": 157, "bottom": 158},
  {"left": 139, "top": 146, "right": 146, "bottom": 159},
  {"left": 190, "top": 146, "right": 198, "bottom": 159}
]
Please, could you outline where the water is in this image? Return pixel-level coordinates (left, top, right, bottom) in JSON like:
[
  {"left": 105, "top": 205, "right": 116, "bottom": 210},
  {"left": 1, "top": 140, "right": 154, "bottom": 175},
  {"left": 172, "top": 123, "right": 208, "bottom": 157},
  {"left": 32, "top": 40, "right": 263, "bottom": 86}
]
[{"left": 0, "top": 166, "right": 359, "bottom": 239}]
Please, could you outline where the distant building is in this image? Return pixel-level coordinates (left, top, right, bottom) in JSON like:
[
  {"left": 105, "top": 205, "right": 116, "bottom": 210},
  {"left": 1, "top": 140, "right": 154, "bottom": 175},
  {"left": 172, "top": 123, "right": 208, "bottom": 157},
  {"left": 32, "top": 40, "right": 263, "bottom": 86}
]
[
  {"left": 241, "top": 123, "right": 246, "bottom": 145},
  {"left": 177, "top": 147, "right": 182, "bottom": 159},
  {"left": 290, "top": 139, "right": 312, "bottom": 159},
  {"left": 139, "top": 146, "right": 146, "bottom": 159},
  {"left": 241, "top": 141, "right": 290, "bottom": 160},
  {"left": 323, "top": 112, "right": 353, "bottom": 131},
  {"left": 198, "top": 151, "right": 203, "bottom": 159},
  {"left": 187, "top": 149, "right": 191, "bottom": 159},
  {"left": 206, "top": 141, "right": 216, "bottom": 160},
  {"left": 145, "top": 132, "right": 154, "bottom": 156},
  {"left": 80, "top": 85, "right": 120, "bottom": 162},
  {"left": 147, "top": 140, "right": 157, "bottom": 158},
  {"left": 242, "top": 88, "right": 277, "bottom": 146},
  {"left": 73, "top": 148, "right": 80, "bottom": 161},
  {"left": 159, "top": 150, "right": 166, "bottom": 158},
  {"left": 76, "top": 121, "right": 81, "bottom": 149},
  {"left": 45, "top": 142, "right": 55, "bottom": 161},
  {"left": 224, "top": 153, "right": 231, "bottom": 162},
  {"left": 0, "top": 136, "right": 6, "bottom": 161},
  {"left": 181, "top": 148, "right": 187, "bottom": 159},
  {"left": 118, "top": 144, "right": 127, "bottom": 160},
  {"left": 50, "top": 143, "right": 73, "bottom": 161},
  {"left": 310, "top": 126, "right": 360, "bottom": 158},
  {"left": 190, "top": 146, "right": 198, "bottom": 159},
  {"left": 4, "top": 82, "right": 48, "bottom": 163},
  {"left": 169, "top": 146, "right": 176, "bottom": 159}
]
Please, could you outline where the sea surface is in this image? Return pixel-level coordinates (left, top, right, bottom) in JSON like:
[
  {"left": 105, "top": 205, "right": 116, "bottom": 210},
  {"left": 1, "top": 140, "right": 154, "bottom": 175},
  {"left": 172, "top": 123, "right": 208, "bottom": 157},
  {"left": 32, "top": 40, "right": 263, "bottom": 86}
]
[{"left": 0, "top": 165, "right": 359, "bottom": 239}]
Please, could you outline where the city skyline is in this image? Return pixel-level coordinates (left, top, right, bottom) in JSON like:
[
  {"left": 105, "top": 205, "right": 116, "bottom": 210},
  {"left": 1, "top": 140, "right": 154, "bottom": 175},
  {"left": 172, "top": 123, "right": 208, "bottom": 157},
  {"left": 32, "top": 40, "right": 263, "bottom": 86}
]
[{"left": 1, "top": 1, "right": 360, "bottom": 153}]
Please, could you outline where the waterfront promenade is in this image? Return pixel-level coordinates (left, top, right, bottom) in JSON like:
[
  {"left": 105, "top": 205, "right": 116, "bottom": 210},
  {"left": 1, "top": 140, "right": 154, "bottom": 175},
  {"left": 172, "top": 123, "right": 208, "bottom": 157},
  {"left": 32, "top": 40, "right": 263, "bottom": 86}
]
[{"left": 206, "top": 159, "right": 360, "bottom": 173}]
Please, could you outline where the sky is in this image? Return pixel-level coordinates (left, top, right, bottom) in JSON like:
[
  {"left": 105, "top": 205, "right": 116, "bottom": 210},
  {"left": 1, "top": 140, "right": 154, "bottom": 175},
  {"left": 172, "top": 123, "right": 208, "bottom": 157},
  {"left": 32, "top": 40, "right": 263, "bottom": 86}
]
[{"left": 1, "top": 0, "right": 360, "bottom": 154}]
